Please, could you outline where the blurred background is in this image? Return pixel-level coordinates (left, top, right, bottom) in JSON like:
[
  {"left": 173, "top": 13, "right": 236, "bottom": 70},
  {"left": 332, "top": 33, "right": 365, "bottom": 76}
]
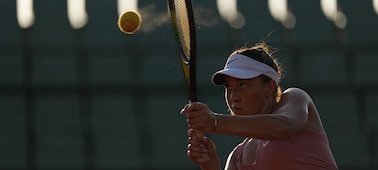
[{"left": 0, "top": 0, "right": 377, "bottom": 169}]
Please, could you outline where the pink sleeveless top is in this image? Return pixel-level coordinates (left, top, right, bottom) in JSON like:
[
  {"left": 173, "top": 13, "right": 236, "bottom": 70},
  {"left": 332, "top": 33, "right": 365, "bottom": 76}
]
[{"left": 233, "top": 132, "right": 338, "bottom": 170}]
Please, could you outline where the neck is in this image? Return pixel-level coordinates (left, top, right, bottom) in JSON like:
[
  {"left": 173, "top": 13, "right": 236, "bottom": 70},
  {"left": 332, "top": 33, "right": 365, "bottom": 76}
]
[{"left": 261, "top": 98, "right": 278, "bottom": 114}]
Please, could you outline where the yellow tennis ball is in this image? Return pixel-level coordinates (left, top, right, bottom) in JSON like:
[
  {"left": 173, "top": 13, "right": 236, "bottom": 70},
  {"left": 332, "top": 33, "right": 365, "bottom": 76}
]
[{"left": 118, "top": 10, "right": 142, "bottom": 34}]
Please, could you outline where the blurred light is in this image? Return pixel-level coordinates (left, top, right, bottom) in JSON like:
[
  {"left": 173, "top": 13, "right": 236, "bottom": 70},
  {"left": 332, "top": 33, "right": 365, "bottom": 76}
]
[
  {"left": 217, "top": 0, "right": 238, "bottom": 22},
  {"left": 117, "top": 0, "right": 138, "bottom": 16},
  {"left": 17, "top": 0, "right": 35, "bottom": 29},
  {"left": 67, "top": 0, "right": 88, "bottom": 29},
  {"left": 321, "top": 0, "right": 337, "bottom": 21},
  {"left": 217, "top": 0, "right": 245, "bottom": 29},
  {"left": 268, "top": 0, "right": 295, "bottom": 29},
  {"left": 268, "top": 0, "right": 287, "bottom": 22},
  {"left": 334, "top": 11, "right": 347, "bottom": 29},
  {"left": 320, "top": 0, "right": 347, "bottom": 29},
  {"left": 228, "top": 12, "right": 245, "bottom": 29},
  {"left": 282, "top": 11, "right": 296, "bottom": 29},
  {"left": 373, "top": 0, "right": 378, "bottom": 15}
]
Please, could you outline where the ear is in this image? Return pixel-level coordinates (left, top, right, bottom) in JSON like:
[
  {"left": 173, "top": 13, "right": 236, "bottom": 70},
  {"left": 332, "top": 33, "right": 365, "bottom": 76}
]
[{"left": 265, "top": 80, "right": 277, "bottom": 96}]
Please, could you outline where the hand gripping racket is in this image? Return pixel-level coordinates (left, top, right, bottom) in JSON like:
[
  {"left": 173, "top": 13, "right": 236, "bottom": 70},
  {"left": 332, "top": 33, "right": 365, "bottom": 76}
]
[{"left": 168, "top": 0, "right": 203, "bottom": 139}]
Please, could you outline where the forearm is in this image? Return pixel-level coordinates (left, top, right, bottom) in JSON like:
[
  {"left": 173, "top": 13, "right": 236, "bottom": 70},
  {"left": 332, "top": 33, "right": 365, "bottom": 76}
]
[
  {"left": 199, "top": 154, "right": 221, "bottom": 170},
  {"left": 200, "top": 161, "right": 221, "bottom": 170},
  {"left": 215, "top": 113, "right": 294, "bottom": 140}
]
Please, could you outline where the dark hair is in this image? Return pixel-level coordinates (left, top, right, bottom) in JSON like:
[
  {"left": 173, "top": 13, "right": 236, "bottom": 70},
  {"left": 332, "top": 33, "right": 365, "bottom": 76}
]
[{"left": 231, "top": 42, "right": 284, "bottom": 101}]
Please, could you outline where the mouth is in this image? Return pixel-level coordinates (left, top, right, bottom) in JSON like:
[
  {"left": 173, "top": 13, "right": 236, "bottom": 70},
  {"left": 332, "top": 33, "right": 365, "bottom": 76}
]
[
  {"left": 231, "top": 106, "right": 242, "bottom": 113},
  {"left": 230, "top": 103, "right": 241, "bottom": 113}
]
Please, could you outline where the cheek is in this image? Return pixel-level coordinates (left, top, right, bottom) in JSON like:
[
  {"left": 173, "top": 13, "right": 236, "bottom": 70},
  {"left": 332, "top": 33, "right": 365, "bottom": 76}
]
[{"left": 242, "top": 89, "right": 264, "bottom": 112}]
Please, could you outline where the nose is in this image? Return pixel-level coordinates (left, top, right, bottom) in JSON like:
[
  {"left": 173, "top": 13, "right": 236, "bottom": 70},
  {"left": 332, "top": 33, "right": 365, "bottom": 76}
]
[{"left": 227, "top": 87, "right": 240, "bottom": 103}]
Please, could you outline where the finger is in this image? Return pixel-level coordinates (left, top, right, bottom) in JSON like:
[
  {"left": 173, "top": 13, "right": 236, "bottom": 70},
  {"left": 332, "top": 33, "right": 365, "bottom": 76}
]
[
  {"left": 187, "top": 146, "right": 207, "bottom": 159},
  {"left": 202, "top": 137, "right": 215, "bottom": 149},
  {"left": 188, "top": 144, "right": 210, "bottom": 163},
  {"left": 186, "top": 110, "right": 207, "bottom": 122},
  {"left": 196, "top": 156, "right": 210, "bottom": 163},
  {"left": 187, "top": 129, "right": 196, "bottom": 138},
  {"left": 185, "top": 108, "right": 206, "bottom": 119},
  {"left": 185, "top": 102, "right": 206, "bottom": 112},
  {"left": 180, "top": 103, "right": 190, "bottom": 114},
  {"left": 187, "top": 143, "right": 207, "bottom": 153},
  {"left": 182, "top": 102, "right": 203, "bottom": 114},
  {"left": 186, "top": 111, "right": 206, "bottom": 121},
  {"left": 187, "top": 117, "right": 206, "bottom": 130},
  {"left": 202, "top": 137, "right": 217, "bottom": 156},
  {"left": 188, "top": 136, "right": 207, "bottom": 149},
  {"left": 187, "top": 136, "right": 212, "bottom": 164},
  {"left": 187, "top": 150, "right": 209, "bottom": 164},
  {"left": 188, "top": 136, "right": 208, "bottom": 154},
  {"left": 187, "top": 136, "right": 200, "bottom": 147}
]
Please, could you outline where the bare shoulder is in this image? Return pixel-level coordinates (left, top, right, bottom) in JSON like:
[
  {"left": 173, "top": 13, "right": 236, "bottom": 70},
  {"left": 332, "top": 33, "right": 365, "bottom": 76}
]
[
  {"left": 283, "top": 87, "right": 309, "bottom": 95},
  {"left": 282, "top": 87, "right": 312, "bottom": 102},
  {"left": 283, "top": 88, "right": 324, "bottom": 132},
  {"left": 279, "top": 87, "right": 314, "bottom": 109}
]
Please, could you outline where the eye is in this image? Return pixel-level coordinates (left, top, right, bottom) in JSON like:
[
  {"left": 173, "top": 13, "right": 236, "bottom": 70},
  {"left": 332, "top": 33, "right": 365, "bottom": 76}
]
[{"left": 240, "top": 82, "right": 247, "bottom": 88}]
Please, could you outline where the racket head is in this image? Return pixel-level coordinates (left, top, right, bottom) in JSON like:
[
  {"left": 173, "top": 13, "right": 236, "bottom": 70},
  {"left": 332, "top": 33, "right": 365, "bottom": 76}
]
[
  {"left": 168, "top": 0, "right": 203, "bottom": 140},
  {"left": 168, "top": 0, "right": 197, "bottom": 102}
]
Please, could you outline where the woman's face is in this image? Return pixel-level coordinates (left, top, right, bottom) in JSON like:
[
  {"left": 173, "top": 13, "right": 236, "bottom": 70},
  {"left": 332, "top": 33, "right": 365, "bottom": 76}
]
[{"left": 224, "top": 75, "right": 269, "bottom": 115}]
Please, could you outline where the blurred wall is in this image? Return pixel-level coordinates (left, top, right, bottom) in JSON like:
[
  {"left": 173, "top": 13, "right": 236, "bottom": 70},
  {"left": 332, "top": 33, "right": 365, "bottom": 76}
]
[{"left": 0, "top": 0, "right": 377, "bottom": 169}]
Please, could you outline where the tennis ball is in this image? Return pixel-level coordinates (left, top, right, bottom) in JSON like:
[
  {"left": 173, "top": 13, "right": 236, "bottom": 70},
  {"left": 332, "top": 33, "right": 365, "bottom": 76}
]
[{"left": 118, "top": 10, "right": 142, "bottom": 34}]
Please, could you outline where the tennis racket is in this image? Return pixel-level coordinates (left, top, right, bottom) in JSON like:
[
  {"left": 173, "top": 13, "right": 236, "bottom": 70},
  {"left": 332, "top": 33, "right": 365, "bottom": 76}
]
[{"left": 168, "top": 0, "right": 203, "bottom": 139}]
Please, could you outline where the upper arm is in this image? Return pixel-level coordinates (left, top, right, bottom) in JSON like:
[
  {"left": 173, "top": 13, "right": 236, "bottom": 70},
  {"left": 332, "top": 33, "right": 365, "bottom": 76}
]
[
  {"left": 224, "top": 147, "right": 238, "bottom": 170},
  {"left": 275, "top": 88, "right": 311, "bottom": 134}
]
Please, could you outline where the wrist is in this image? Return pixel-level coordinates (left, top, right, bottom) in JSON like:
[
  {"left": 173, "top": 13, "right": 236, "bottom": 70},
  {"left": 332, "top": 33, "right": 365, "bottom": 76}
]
[
  {"left": 211, "top": 113, "right": 218, "bottom": 134},
  {"left": 199, "top": 157, "right": 220, "bottom": 170}
]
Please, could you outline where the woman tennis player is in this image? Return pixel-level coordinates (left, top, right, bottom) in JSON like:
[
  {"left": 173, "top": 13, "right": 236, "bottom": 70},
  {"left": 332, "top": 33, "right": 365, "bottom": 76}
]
[{"left": 181, "top": 42, "right": 338, "bottom": 170}]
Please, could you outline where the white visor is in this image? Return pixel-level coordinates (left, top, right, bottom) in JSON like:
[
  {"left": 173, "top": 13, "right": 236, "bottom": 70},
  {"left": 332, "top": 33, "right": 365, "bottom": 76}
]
[{"left": 212, "top": 54, "right": 279, "bottom": 85}]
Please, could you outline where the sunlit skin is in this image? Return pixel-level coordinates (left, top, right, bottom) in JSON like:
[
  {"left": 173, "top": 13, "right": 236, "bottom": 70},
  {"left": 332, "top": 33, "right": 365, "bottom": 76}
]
[
  {"left": 181, "top": 41, "right": 337, "bottom": 169},
  {"left": 183, "top": 75, "right": 278, "bottom": 170},
  {"left": 224, "top": 76, "right": 278, "bottom": 117},
  {"left": 182, "top": 74, "right": 327, "bottom": 170},
  {"left": 223, "top": 76, "right": 277, "bottom": 169},
  {"left": 182, "top": 75, "right": 278, "bottom": 135}
]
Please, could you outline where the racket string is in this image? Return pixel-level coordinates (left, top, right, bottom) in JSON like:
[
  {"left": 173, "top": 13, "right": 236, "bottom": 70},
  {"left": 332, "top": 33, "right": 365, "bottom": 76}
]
[{"left": 175, "top": 0, "right": 191, "bottom": 62}]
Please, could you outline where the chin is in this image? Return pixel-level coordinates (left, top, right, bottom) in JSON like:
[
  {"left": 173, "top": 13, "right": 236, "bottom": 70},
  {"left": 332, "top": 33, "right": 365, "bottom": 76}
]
[{"left": 231, "top": 110, "right": 244, "bottom": 115}]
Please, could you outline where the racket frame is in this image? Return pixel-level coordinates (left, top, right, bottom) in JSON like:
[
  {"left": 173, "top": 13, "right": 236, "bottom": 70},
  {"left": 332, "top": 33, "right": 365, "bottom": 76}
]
[{"left": 168, "top": 0, "right": 198, "bottom": 103}]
